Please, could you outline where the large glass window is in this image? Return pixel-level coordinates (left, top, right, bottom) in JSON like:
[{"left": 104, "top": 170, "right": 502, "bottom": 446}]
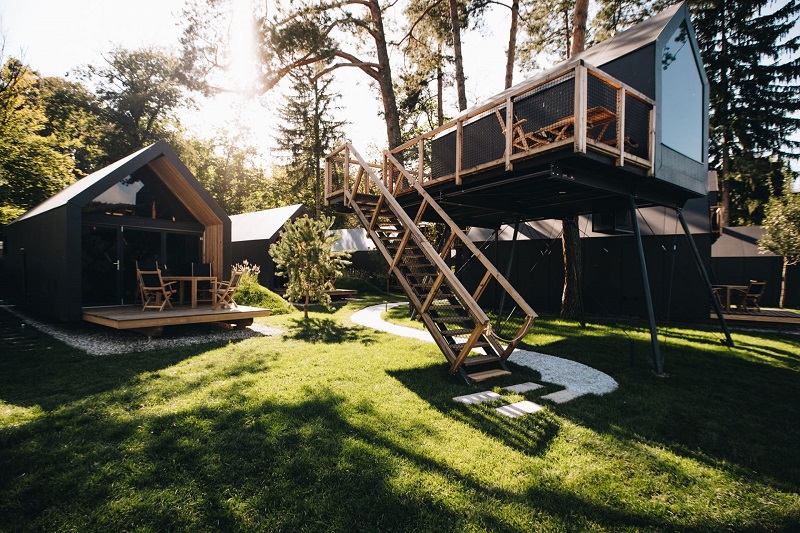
[
  {"left": 83, "top": 166, "right": 198, "bottom": 222},
  {"left": 661, "top": 22, "right": 704, "bottom": 162}
]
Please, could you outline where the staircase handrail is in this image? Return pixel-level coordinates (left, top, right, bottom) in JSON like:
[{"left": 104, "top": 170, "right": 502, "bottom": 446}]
[
  {"left": 384, "top": 149, "right": 538, "bottom": 323},
  {"left": 343, "top": 143, "right": 492, "bottom": 330}
]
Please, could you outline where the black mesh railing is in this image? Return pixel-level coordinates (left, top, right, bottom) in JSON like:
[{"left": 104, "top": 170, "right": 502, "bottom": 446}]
[
  {"left": 461, "top": 108, "right": 505, "bottom": 171},
  {"left": 625, "top": 94, "right": 652, "bottom": 161},
  {"left": 512, "top": 72, "right": 575, "bottom": 153},
  {"left": 586, "top": 72, "right": 618, "bottom": 147}
]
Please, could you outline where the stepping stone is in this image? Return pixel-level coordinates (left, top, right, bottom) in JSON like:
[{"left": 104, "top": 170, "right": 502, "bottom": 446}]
[
  {"left": 504, "top": 382, "right": 544, "bottom": 394},
  {"left": 541, "top": 389, "right": 584, "bottom": 404},
  {"left": 453, "top": 391, "right": 501, "bottom": 404},
  {"left": 496, "top": 400, "right": 543, "bottom": 418}
]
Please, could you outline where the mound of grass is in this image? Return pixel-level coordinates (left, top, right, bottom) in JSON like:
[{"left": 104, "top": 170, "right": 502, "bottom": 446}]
[{"left": 234, "top": 277, "right": 295, "bottom": 315}]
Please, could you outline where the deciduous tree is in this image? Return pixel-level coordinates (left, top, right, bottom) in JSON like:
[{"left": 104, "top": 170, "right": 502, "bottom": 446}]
[{"left": 759, "top": 172, "right": 800, "bottom": 308}]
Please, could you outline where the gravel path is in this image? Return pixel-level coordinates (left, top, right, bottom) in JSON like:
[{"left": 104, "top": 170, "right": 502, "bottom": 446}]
[
  {"left": 351, "top": 302, "right": 618, "bottom": 395},
  {"left": 1, "top": 305, "right": 283, "bottom": 356}
]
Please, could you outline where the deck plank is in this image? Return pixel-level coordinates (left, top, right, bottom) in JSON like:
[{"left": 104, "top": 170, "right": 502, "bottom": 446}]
[{"left": 83, "top": 305, "right": 271, "bottom": 330}]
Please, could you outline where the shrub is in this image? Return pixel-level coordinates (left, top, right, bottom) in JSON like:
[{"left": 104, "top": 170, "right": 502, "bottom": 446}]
[{"left": 232, "top": 263, "right": 295, "bottom": 315}]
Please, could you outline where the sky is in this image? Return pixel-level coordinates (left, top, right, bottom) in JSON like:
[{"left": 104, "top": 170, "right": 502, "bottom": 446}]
[{"left": 0, "top": 0, "right": 516, "bottom": 163}]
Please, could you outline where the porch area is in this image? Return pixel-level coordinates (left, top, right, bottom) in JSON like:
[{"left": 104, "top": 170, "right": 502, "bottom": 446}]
[
  {"left": 711, "top": 308, "right": 800, "bottom": 328},
  {"left": 83, "top": 304, "right": 271, "bottom": 336}
]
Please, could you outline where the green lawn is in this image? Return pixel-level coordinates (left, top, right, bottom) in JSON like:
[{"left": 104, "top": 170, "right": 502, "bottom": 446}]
[{"left": 1, "top": 298, "right": 799, "bottom": 531}]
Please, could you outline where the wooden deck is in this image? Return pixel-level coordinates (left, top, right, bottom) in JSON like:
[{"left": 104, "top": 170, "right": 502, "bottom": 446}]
[
  {"left": 83, "top": 304, "right": 271, "bottom": 335},
  {"left": 711, "top": 308, "right": 800, "bottom": 328}
]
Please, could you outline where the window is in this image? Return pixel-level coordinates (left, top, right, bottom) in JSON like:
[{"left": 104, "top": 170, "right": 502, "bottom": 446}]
[
  {"left": 83, "top": 167, "right": 197, "bottom": 222},
  {"left": 661, "top": 22, "right": 704, "bottom": 162}
]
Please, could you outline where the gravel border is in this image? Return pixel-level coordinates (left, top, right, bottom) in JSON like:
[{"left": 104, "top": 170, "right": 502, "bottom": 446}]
[
  {"left": 1, "top": 305, "right": 283, "bottom": 356},
  {"left": 350, "top": 302, "right": 618, "bottom": 395}
]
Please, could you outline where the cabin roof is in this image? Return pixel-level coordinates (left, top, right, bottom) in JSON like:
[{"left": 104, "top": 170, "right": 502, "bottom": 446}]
[
  {"left": 712, "top": 226, "right": 777, "bottom": 258},
  {"left": 11, "top": 140, "right": 228, "bottom": 226},
  {"left": 458, "top": 2, "right": 684, "bottom": 121},
  {"left": 230, "top": 204, "right": 307, "bottom": 242}
]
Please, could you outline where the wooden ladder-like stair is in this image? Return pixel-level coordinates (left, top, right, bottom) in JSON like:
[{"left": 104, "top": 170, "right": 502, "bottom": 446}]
[{"left": 325, "top": 144, "right": 537, "bottom": 384}]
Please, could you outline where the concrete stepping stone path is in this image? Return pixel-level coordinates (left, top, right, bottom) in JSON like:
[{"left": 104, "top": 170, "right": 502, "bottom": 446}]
[{"left": 496, "top": 401, "right": 544, "bottom": 418}]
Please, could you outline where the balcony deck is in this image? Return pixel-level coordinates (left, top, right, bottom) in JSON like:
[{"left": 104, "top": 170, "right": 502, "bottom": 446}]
[
  {"left": 327, "top": 61, "right": 701, "bottom": 227},
  {"left": 83, "top": 304, "right": 271, "bottom": 336}
]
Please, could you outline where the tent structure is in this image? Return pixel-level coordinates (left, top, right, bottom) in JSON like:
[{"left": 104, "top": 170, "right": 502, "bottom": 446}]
[
  {"left": 230, "top": 205, "right": 307, "bottom": 289},
  {"left": 3, "top": 141, "right": 231, "bottom": 322}
]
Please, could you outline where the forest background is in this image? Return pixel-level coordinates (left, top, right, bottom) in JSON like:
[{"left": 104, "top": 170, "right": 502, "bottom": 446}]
[{"left": 1, "top": 0, "right": 798, "bottom": 265}]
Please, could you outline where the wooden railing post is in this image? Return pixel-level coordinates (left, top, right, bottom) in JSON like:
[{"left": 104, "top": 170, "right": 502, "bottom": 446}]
[
  {"left": 418, "top": 139, "right": 424, "bottom": 183},
  {"left": 455, "top": 119, "right": 463, "bottom": 185},
  {"left": 617, "top": 87, "right": 626, "bottom": 167},
  {"left": 505, "top": 97, "right": 514, "bottom": 171},
  {"left": 343, "top": 144, "right": 350, "bottom": 204},
  {"left": 574, "top": 64, "right": 587, "bottom": 154}
]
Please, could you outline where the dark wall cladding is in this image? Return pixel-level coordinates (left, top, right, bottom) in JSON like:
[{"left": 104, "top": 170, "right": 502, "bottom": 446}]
[{"left": 454, "top": 233, "right": 713, "bottom": 320}]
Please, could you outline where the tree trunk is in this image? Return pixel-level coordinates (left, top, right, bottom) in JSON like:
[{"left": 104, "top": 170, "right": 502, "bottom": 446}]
[
  {"left": 780, "top": 259, "right": 788, "bottom": 308},
  {"left": 505, "top": 0, "right": 519, "bottom": 90},
  {"left": 449, "top": 0, "right": 468, "bottom": 111},
  {"left": 559, "top": 0, "right": 590, "bottom": 319},
  {"left": 437, "top": 44, "right": 444, "bottom": 127},
  {"left": 560, "top": 216, "right": 583, "bottom": 318},
  {"left": 368, "top": 0, "right": 403, "bottom": 149},
  {"left": 570, "top": 0, "right": 589, "bottom": 57},
  {"left": 313, "top": 77, "right": 321, "bottom": 220},
  {"left": 304, "top": 292, "right": 310, "bottom": 319}
]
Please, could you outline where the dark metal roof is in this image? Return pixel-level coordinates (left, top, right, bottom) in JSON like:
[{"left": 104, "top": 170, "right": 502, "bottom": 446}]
[
  {"left": 457, "top": 2, "right": 685, "bottom": 122},
  {"left": 712, "top": 226, "right": 777, "bottom": 258},
  {"left": 10, "top": 140, "right": 228, "bottom": 225}
]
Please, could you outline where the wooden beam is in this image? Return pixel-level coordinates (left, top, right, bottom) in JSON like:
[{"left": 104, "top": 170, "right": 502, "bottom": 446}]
[
  {"left": 574, "top": 64, "right": 587, "bottom": 154},
  {"left": 505, "top": 97, "right": 513, "bottom": 171},
  {"left": 617, "top": 87, "right": 626, "bottom": 167},
  {"left": 455, "top": 119, "right": 463, "bottom": 185}
]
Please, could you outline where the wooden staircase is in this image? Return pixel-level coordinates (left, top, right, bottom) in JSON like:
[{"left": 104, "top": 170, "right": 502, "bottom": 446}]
[{"left": 325, "top": 143, "right": 537, "bottom": 384}]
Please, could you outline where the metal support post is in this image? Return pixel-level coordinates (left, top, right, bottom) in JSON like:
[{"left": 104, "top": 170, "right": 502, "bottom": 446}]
[
  {"left": 495, "top": 218, "right": 520, "bottom": 332},
  {"left": 676, "top": 208, "right": 734, "bottom": 347},
  {"left": 629, "top": 196, "right": 665, "bottom": 375}
]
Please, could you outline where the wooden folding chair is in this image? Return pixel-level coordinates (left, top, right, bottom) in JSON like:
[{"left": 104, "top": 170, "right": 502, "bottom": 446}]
[
  {"left": 495, "top": 110, "right": 548, "bottom": 152},
  {"left": 732, "top": 281, "right": 767, "bottom": 312},
  {"left": 137, "top": 268, "right": 177, "bottom": 311},
  {"left": 212, "top": 270, "right": 244, "bottom": 310}
]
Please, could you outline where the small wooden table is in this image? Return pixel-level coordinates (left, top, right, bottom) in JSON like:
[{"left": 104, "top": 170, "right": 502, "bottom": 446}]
[
  {"left": 712, "top": 284, "right": 747, "bottom": 311},
  {"left": 162, "top": 275, "right": 217, "bottom": 309},
  {"left": 532, "top": 106, "right": 617, "bottom": 144}
]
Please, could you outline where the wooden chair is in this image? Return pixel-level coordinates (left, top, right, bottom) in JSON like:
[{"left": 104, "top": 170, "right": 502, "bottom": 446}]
[
  {"left": 192, "top": 262, "right": 214, "bottom": 304},
  {"left": 137, "top": 268, "right": 177, "bottom": 311},
  {"left": 495, "top": 110, "right": 548, "bottom": 152},
  {"left": 135, "top": 260, "right": 159, "bottom": 305},
  {"left": 732, "top": 281, "right": 767, "bottom": 312},
  {"left": 212, "top": 270, "right": 244, "bottom": 310}
]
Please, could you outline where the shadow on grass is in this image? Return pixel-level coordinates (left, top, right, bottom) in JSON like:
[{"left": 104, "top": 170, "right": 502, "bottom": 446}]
[
  {"left": 0, "top": 382, "right": 703, "bottom": 532},
  {"left": 0, "top": 310, "right": 235, "bottom": 413},
  {"left": 388, "top": 365, "right": 562, "bottom": 458},
  {"left": 528, "top": 320, "right": 800, "bottom": 491},
  {"left": 284, "top": 317, "right": 377, "bottom": 345}
]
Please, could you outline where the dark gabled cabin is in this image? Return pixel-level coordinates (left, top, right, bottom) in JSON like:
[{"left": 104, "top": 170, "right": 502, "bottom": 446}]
[
  {"left": 230, "top": 204, "right": 308, "bottom": 289},
  {"left": 3, "top": 141, "right": 231, "bottom": 322}
]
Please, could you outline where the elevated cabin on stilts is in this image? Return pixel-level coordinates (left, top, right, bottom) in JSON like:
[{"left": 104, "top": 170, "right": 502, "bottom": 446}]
[{"left": 325, "top": 2, "right": 727, "bottom": 382}]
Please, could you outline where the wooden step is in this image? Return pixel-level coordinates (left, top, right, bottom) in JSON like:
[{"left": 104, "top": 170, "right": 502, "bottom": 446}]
[
  {"left": 450, "top": 341, "right": 492, "bottom": 352},
  {"left": 431, "top": 315, "right": 472, "bottom": 323},
  {"left": 467, "top": 369, "right": 512, "bottom": 382},
  {"left": 462, "top": 355, "right": 502, "bottom": 366},
  {"left": 439, "top": 328, "right": 474, "bottom": 337},
  {"left": 430, "top": 304, "right": 466, "bottom": 311}
]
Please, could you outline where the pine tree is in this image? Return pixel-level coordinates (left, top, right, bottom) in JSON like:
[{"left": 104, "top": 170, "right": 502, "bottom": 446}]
[
  {"left": 268, "top": 215, "right": 351, "bottom": 319},
  {"left": 276, "top": 66, "right": 346, "bottom": 219}
]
